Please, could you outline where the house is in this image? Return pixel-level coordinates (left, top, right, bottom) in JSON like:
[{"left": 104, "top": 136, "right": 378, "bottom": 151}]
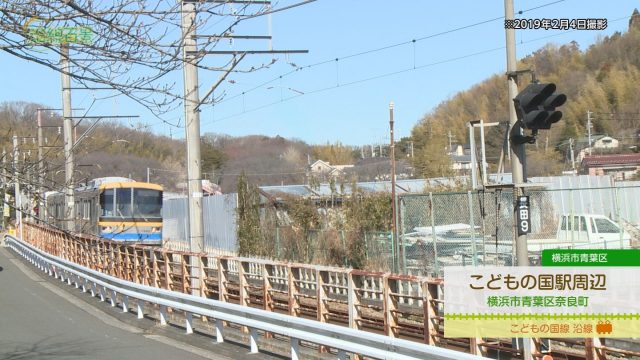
[
  {"left": 309, "top": 160, "right": 354, "bottom": 178},
  {"left": 580, "top": 154, "right": 640, "bottom": 180},
  {"left": 448, "top": 144, "right": 472, "bottom": 171},
  {"left": 559, "top": 135, "right": 620, "bottom": 163}
]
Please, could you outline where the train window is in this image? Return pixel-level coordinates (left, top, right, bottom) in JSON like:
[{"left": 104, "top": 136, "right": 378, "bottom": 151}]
[
  {"left": 133, "top": 189, "right": 162, "bottom": 218},
  {"left": 116, "top": 188, "right": 133, "bottom": 217},
  {"left": 101, "top": 189, "right": 115, "bottom": 217}
]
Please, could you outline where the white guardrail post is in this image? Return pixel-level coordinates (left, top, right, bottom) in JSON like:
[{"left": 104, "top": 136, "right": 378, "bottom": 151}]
[{"left": 4, "top": 234, "right": 486, "bottom": 360}]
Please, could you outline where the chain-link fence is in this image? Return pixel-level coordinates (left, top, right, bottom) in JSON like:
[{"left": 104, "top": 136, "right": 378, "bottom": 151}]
[
  {"left": 399, "top": 184, "right": 640, "bottom": 277},
  {"left": 267, "top": 227, "right": 394, "bottom": 270}
]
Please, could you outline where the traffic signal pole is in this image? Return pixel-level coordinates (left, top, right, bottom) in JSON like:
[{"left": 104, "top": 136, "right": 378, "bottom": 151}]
[
  {"left": 504, "top": 0, "right": 528, "bottom": 265},
  {"left": 505, "top": 3, "right": 532, "bottom": 358}
]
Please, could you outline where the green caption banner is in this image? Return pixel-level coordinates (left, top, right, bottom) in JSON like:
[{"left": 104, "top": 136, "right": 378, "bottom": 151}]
[{"left": 541, "top": 249, "right": 640, "bottom": 266}]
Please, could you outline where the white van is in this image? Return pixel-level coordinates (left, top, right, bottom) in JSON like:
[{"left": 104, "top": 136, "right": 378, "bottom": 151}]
[{"left": 528, "top": 214, "right": 632, "bottom": 252}]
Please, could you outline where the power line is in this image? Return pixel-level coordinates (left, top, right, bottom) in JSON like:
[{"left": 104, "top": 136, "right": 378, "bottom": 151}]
[
  {"left": 213, "top": 0, "right": 567, "bottom": 107},
  {"left": 209, "top": 13, "right": 633, "bottom": 124}
]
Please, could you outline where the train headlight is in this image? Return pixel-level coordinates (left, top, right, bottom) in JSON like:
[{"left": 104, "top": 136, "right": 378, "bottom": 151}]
[{"left": 151, "top": 227, "right": 159, "bottom": 233}]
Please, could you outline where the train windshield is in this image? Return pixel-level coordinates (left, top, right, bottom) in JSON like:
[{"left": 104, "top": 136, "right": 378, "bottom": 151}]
[
  {"left": 116, "top": 188, "right": 133, "bottom": 216},
  {"left": 100, "top": 187, "right": 162, "bottom": 219},
  {"left": 133, "top": 189, "right": 162, "bottom": 218}
]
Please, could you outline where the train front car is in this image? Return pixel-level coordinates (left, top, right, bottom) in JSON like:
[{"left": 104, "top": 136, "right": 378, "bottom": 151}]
[{"left": 98, "top": 181, "right": 163, "bottom": 244}]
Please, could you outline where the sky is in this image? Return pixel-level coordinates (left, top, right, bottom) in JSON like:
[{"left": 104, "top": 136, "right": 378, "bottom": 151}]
[{"left": 0, "top": 0, "right": 637, "bottom": 146}]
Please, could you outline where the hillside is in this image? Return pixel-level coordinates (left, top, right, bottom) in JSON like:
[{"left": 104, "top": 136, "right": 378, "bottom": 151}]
[
  {"left": 0, "top": 98, "right": 384, "bottom": 193},
  {"left": 411, "top": 9, "right": 640, "bottom": 177},
  {"left": 0, "top": 103, "right": 361, "bottom": 193},
  {"left": 4, "top": 11, "right": 640, "bottom": 193}
]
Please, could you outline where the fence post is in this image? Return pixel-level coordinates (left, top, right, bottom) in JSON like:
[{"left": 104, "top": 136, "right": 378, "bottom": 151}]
[
  {"left": 263, "top": 264, "right": 273, "bottom": 312},
  {"left": 569, "top": 188, "right": 575, "bottom": 244},
  {"left": 384, "top": 274, "right": 398, "bottom": 337},
  {"left": 615, "top": 186, "right": 624, "bottom": 248},
  {"left": 218, "top": 258, "right": 228, "bottom": 302},
  {"left": 399, "top": 198, "right": 406, "bottom": 273},
  {"left": 364, "top": 232, "right": 368, "bottom": 263},
  {"left": 164, "top": 251, "right": 172, "bottom": 290},
  {"left": 288, "top": 265, "right": 300, "bottom": 316},
  {"left": 150, "top": 250, "right": 158, "bottom": 288},
  {"left": 276, "top": 226, "right": 280, "bottom": 258},
  {"left": 341, "top": 230, "right": 347, "bottom": 266},
  {"left": 423, "top": 280, "right": 438, "bottom": 345},
  {"left": 317, "top": 268, "right": 328, "bottom": 323},
  {"left": 181, "top": 254, "right": 189, "bottom": 294},
  {"left": 239, "top": 260, "right": 249, "bottom": 307},
  {"left": 429, "top": 192, "right": 440, "bottom": 276},
  {"left": 199, "top": 255, "right": 207, "bottom": 298},
  {"left": 347, "top": 270, "right": 361, "bottom": 331},
  {"left": 467, "top": 191, "right": 478, "bottom": 266},
  {"left": 133, "top": 247, "right": 140, "bottom": 284}
]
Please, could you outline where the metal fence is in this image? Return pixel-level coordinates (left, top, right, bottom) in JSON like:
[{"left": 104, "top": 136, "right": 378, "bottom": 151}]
[
  {"left": 160, "top": 176, "right": 640, "bottom": 274},
  {"left": 162, "top": 193, "right": 238, "bottom": 255},
  {"left": 398, "top": 182, "right": 640, "bottom": 277},
  {"left": 266, "top": 227, "right": 394, "bottom": 270}
]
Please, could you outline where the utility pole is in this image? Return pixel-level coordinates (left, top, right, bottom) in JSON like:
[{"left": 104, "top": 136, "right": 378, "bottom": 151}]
[
  {"left": 13, "top": 135, "right": 22, "bottom": 238},
  {"left": 179, "top": 0, "right": 309, "bottom": 295},
  {"left": 505, "top": 0, "right": 527, "bottom": 264},
  {"left": 389, "top": 101, "right": 401, "bottom": 272},
  {"left": 61, "top": 45, "right": 75, "bottom": 232},
  {"left": 37, "top": 109, "right": 44, "bottom": 221},
  {"left": 25, "top": 162, "right": 31, "bottom": 221},
  {"left": 182, "top": 0, "right": 205, "bottom": 296},
  {"left": 2, "top": 148, "right": 7, "bottom": 230},
  {"left": 587, "top": 110, "right": 593, "bottom": 156},
  {"left": 505, "top": 2, "right": 532, "bottom": 358},
  {"left": 569, "top": 138, "right": 576, "bottom": 172}
]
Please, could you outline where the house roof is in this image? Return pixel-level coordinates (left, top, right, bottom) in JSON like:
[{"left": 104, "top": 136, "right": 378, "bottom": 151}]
[
  {"left": 451, "top": 154, "right": 471, "bottom": 163},
  {"left": 581, "top": 154, "right": 640, "bottom": 167},
  {"left": 557, "top": 135, "right": 615, "bottom": 151},
  {"left": 310, "top": 159, "right": 331, "bottom": 167},
  {"left": 258, "top": 174, "right": 515, "bottom": 199}
]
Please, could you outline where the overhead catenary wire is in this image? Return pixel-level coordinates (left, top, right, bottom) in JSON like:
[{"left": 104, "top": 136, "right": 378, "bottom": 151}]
[
  {"left": 208, "top": 13, "right": 633, "bottom": 125},
  {"left": 212, "top": 0, "right": 568, "bottom": 108}
]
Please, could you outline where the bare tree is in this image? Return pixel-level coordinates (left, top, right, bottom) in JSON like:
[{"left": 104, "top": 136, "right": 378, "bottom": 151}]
[{"left": 0, "top": 0, "right": 295, "bottom": 120}]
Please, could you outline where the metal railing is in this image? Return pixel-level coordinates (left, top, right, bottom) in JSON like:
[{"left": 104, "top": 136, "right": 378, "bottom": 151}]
[
  {"left": 11, "top": 222, "right": 640, "bottom": 360},
  {"left": 5, "top": 233, "right": 480, "bottom": 360}
]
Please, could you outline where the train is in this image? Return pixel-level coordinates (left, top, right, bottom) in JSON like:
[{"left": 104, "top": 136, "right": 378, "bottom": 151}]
[{"left": 46, "top": 177, "right": 163, "bottom": 244}]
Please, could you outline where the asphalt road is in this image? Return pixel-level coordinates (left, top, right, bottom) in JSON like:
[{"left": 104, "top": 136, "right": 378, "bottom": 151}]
[{"left": 0, "top": 247, "right": 255, "bottom": 360}]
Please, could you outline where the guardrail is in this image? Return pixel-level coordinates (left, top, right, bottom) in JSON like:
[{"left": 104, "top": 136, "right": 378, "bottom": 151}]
[
  {"left": 5, "top": 234, "right": 482, "bottom": 360},
  {"left": 15, "top": 222, "right": 640, "bottom": 360}
]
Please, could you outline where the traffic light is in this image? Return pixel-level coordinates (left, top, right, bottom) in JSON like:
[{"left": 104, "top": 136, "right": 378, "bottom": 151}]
[{"left": 513, "top": 83, "right": 566, "bottom": 130}]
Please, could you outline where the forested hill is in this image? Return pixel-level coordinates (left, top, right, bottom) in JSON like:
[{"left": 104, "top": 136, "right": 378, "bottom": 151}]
[{"left": 411, "top": 9, "right": 640, "bottom": 178}]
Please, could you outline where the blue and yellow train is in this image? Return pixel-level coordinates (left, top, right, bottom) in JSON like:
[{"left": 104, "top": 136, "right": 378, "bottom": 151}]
[{"left": 46, "top": 177, "right": 163, "bottom": 244}]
